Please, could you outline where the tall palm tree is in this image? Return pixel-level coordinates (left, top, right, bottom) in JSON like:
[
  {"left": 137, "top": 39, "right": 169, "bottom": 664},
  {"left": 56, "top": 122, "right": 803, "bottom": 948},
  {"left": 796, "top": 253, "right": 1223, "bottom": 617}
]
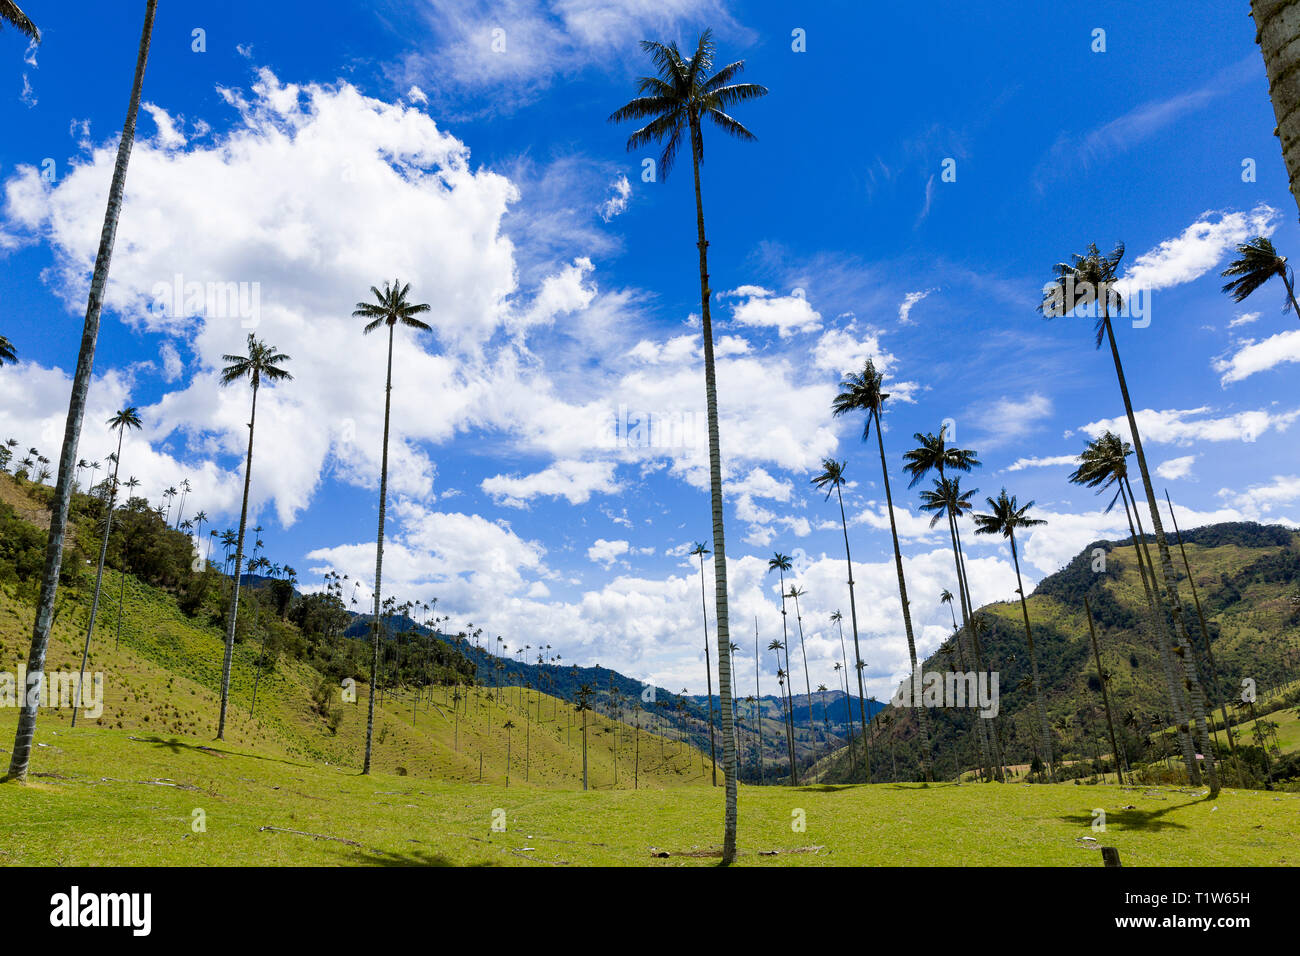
[
  {"left": 115, "top": 476, "right": 141, "bottom": 649},
  {"left": 1221, "top": 236, "right": 1300, "bottom": 319},
  {"left": 752, "top": 616, "right": 764, "bottom": 785},
  {"left": 973, "top": 489, "right": 1055, "bottom": 777},
  {"left": 1042, "top": 243, "right": 1219, "bottom": 795},
  {"left": 768, "top": 638, "right": 795, "bottom": 781},
  {"left": 174, "top": 477, "right": 192, "bottom": 529},
  {"left": 6, "top": 0, "right": 158, "bottom": 782},
  {"left": 830, "top": 611, "right": 861, "bottom": 777},
  {"left": 787, "top": 584, "right": 817, "bottom": 760},
  {"left": 767, "top": 553, "right": 798, "bottom": 783},
  {"left": 831, "top": 360, "right": 933, "bottom": 780},
  {"left": 812, "top": 460, "right": 870, "bottom": 776},
  {"left": 576, "top": 683, "right": 593, "bottom": 791},
  {"left": 216, "top": 333, "right": 292, "bottom": 739},
  {"left": 1083, "top": 595, "right": 1125, "bottom": 785},
  {"left": 71, "top": 407, "right": 141, "bottom": 728},
  {"left": 917, "top": 473, "right": 998, "bottom": 780},
  {"left": 1250, "top": 1, "right": 1300, "bottom": 219},
  {"left": 0, "top": 1, "right": 39, "bottom": 41},
  {"left": 353, "top": 279, "right": 431, "bottom": 774},
  {"left": 1069, "top": 432, "right": 1201, "bottom": 776},
  {"left": 611, "top": 29, "right": 765, "bottom": 862},
  {"left": 689, "top": 541, "right": 718, "bottom": 786}
]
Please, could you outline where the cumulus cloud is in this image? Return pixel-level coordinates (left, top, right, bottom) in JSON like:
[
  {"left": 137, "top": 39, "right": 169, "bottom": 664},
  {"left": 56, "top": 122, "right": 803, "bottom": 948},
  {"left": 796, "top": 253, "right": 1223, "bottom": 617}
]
[
  {"left": 1214, "top": 329, "right": 1300, "bottom": 384},
  {"left": 598, "top": 174, "right": 631, "bottom": 222},
  {"left": 1156, "top": 455, "right": 1196, "bottom": 481},
  {"left": 723, "top": 286, "right": 823, "bottom": 338},
  {"left": 1080, "top": 406, "right": 1300, "bottom": 446},
  {"left": 482, "top": 459, "right": 620, "bottom": 508}
]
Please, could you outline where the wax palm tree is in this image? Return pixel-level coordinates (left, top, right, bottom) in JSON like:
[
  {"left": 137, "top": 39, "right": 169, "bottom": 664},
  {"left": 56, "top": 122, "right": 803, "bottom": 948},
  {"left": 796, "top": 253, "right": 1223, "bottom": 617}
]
[
  {"left": 1042, "top": 242, "right": 1219, "bottom": 795},
  {"left": 1250, "top": 1, "right": 1300, "bottom": 219},
  {"left": 71, "top": 407, "right": 141, "bottom": 727},
  {"left": 215, "top": 333, "right": 292, "bottom": 740},
  {"left": 767, "top": 553, "right": 799, "bottom": 783},
  {"left": 576, "top": 683, "right": 594, "bottom": 791},
  {"left": 113, "top": 475, "right": 142, "bottom": 649},
  {"left": 503, "top": 719, "right": 516, "bottom": 786},
  {"left": 174, "top": 477, "right": 191, "bottom": 528},
  {"left": 831, "top": 360, "right": 933, "bottom": 780},
  {"left": 192, "top": 509, "right": 208, "bottom": 560},
  {"left": 768, "top": 638, "right": 795, "bottom": 781},
  {"left": 973, "top": 489, "right": 1055, "bottom": 776},
  {"left": 0, "top": 1, "right": 38, "bottom": 41},
  {"left": 6, "top": 0, "right": 158, "bottom": 781},
  {"left": 1069, "top": 432, "right": 1201, "bottom": 775},
  {"left": 812, "top": 460, "right": 870, "bottom": 775},
  {"left": 1221, "top": 236, "right": 1299, "bottom": 318},
  {"left": 611, "top": 29, "right": 766, "bottom": 862},
  {"left": 787, "top": 584, "right": 817, "bottom": 760},
  {"left": 689, "top": 541, "right": 719, "bottom": 786},
  {"left": 353, "top": 279, "right": 431, "bottom": 774}
]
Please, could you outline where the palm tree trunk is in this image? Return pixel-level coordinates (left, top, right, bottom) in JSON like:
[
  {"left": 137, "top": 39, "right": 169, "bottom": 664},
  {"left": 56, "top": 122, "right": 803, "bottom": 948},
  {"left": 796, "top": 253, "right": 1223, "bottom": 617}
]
[
  {"left": 72, "top": 425, "right": 125, "bottom": 727},
  {"left": 1120, "top": 480, "right": 1199, "bottom": 780},
  {"left": 835, "top": 616, "right": 861, "bottom": 779},
  {"left": 6, "top": 0, "right": 156, "bottom": 781},
  {"left": 697, "top": 553, "right": 718, "bottom": 786},
  {"left": 1165, "top": 491, "right": 1235, "bottom": 755},
  {"left": 362, "top": 324, "right": 397, "bottom": 774},
  {"left": 791, "top": 591, "right": 818, "bottom": 762},
  {"left": 1084, "top": 595, "right": 1125, "bottom": 784},
  {"left": 1251, "top": 0, "right": 1300, "bottom": 220},
  {"left": 776, "top": 571, "right": 798, "bottom": 783},
  {"left": 871, "top": 407, "right": 932, "bottom": 780},
  {"left": 218, "top": 380, "right": 259, "bottom": 739},
  {"left": 687, "top": 115, "right": 737, "bottom": 862},
  {"left": 1008, "top": 529, "right": 1055, "bottom": 776},
  {"left": 754, "top": 618, "right": 764, "bottom": 785},
  {"left": 1102, "top": 314, "right": 1219, "bottom": 795}
]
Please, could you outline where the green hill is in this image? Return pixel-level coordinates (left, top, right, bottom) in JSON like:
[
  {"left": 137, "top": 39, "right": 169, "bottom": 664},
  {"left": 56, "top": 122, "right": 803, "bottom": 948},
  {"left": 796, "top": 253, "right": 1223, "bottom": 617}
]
[
  {"left": 0, "top": 477, "right": 711, "bottom": 790},
  {"left": 814, "top": 524, "right": 1300, "bottom": 787}
]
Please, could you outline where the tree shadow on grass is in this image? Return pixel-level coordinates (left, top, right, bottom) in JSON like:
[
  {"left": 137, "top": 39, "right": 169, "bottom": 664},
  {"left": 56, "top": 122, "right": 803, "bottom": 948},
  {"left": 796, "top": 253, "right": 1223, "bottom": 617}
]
[
  {"left": 326, "top": 844, "right": 478, "bottom": 867},
  {"left": 128, "top": 735, "right": 313, "bottom": 770},
  {"left": 796, "top": 784, "right": 853, "bottom": 793},
  {"left": 1057, "top": 797, "right": 1202, "bottom": 834}
]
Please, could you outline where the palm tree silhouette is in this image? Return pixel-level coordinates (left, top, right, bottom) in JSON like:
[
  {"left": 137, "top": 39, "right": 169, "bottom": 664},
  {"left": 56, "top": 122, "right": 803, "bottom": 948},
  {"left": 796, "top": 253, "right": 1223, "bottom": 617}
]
[
  {"left": 611, "top": 29, "right": 765, "bottom": 864},
  {"left": 216, "top": 333, "right": 292, "bottom": 739}
]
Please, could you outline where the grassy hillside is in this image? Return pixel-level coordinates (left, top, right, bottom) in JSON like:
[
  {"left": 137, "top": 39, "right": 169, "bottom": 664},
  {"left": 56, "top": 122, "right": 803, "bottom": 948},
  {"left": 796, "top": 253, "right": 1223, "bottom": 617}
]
[
  {"left": 817, "top": 525, "right": 1300, "bottom": 786},
  {"left": 0, "top": 474, "right": 712, "bottom": 790}
]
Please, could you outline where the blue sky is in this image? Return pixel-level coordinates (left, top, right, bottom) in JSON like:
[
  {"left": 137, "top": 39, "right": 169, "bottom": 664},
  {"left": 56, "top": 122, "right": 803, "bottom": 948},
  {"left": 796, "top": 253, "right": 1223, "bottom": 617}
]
[{"left": 2, "top": 0, "right": 1298, "bottom": 701}]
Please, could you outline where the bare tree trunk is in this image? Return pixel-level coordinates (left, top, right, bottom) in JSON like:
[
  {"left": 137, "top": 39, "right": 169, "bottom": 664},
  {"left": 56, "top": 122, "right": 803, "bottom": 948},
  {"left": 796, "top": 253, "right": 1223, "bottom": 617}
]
[
  {"left": 7, "top": 0, "right": 156, "bottom": 781},
  {"left": 363, "top": 324, "right": 397, "bottom": 774},
  {"left": 218, "top": 381, "right": 259, "bottom": 739}
]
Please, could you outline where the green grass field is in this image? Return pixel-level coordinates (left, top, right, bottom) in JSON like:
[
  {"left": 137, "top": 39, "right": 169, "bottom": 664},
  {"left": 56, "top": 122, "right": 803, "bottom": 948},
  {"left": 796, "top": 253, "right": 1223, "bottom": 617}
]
[{"left": 3, "top": 715, "right": 1298, "bottom": 866}]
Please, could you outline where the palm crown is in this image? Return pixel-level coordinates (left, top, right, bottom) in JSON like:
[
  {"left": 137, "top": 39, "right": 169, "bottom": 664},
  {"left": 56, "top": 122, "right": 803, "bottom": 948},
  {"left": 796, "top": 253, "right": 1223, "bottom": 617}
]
[
  {"left": 903, "top": 429, "right": 980, "bottom": 488},
  {"left": 831, "top": 360, "right": 889, "bottom": 438},
  {"left": 918, "top": 476, "right": 977, "bottom": 528},
  {"left": 353, "top": 279, "right": 432, "bottom": 335},
  {"left": 974, "top": 489, "right": 1046, "bottom": 540},
  {"left": 1039, "top": 241, "right": 1126, "bottom": 346},
  {"left": 608, "top": 30, "right": 767, "bottom": 179},
  {"left": 220, "top": 334, "right": 293, "bottom": 389},
  {"left": 810, "top": 458, "right": 846, "bottom": 500},
  {"left": 1221, "top": 236, "right": 1299, "bottom": 315}
]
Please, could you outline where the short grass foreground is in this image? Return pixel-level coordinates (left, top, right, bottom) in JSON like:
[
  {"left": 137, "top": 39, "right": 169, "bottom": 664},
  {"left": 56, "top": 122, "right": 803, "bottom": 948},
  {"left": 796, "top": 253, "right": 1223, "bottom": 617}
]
[{"left": 2, "top": 719, "right": 1297, "bottom": 866}]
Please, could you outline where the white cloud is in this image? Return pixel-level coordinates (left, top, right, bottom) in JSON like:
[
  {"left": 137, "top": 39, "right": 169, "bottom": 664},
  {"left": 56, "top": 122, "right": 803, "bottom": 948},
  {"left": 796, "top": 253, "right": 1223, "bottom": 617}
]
[
  {"left": 724, "top": 286, "right": 823, "bottom": 338},
  {"left": 1081, "top": 406, "right": 1300, "bottom": 446},
  {"left": 1117, "top": 205, "right": 1278, "bottom": 298},
  {"left": 1006, "top": 454, "right": 1079, "bottom": 472},
  {"left": 1216, "top": 475, "right": 1300, "bottom": 516},
  {"left": 1214, "top": 328, "right": 1300, "bottom": 384},
  {"left": 1228, "top": 311, "right": 1260, "bottom": 329},
  {"left": 597, "top": 174, "right": 631, "bottom": 222},
  {"left": 481, "top": 459, "right": 619, "bottom": 508},
  {"left": 897, "top": 289, "right": 934, "bottom": 324},
  {"left": 587, "top": 538, "right": 630, "bottom": 567},
  {"left": 1156, "top": 455, "right": 1196, "bottom": 480}
]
